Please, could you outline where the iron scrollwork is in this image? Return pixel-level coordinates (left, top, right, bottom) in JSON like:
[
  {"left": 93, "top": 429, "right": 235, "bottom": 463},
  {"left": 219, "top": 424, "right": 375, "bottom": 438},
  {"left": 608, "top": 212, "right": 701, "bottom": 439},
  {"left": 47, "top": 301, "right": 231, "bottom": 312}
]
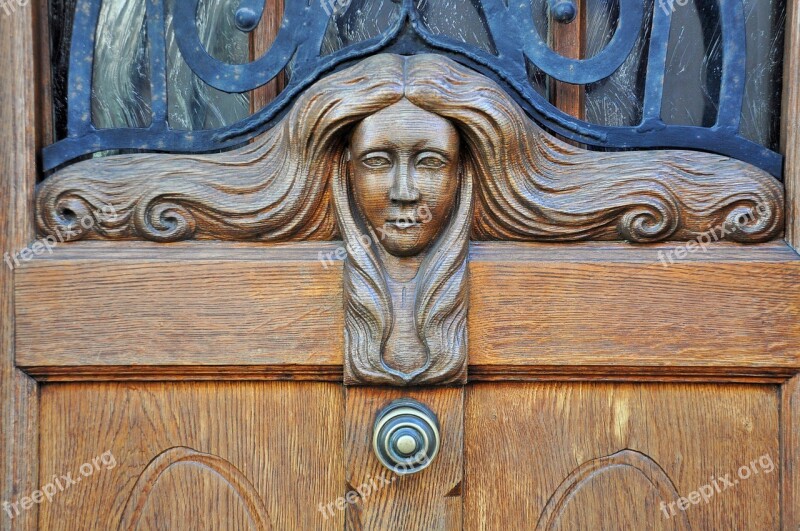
[{"left": 43, "top": 0, "right": 783, "bottom": 180}]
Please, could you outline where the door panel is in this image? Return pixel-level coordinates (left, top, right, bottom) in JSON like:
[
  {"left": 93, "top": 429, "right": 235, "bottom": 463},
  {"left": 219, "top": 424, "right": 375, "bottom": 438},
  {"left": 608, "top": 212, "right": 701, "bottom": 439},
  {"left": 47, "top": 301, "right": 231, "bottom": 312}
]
[
  {"left": 465, "top": 383, "right": 780, "bottom": 529},
  {"left": 38, "top": 382, "right": 344, "bottom": 529}
]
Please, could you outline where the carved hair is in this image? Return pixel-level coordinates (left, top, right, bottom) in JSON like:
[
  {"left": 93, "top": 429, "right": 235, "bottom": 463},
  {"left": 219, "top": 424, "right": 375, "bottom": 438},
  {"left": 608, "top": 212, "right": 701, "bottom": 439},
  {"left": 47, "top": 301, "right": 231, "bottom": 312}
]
[{"left": 37, "top": 53, "right": 783, "bottom": 244}]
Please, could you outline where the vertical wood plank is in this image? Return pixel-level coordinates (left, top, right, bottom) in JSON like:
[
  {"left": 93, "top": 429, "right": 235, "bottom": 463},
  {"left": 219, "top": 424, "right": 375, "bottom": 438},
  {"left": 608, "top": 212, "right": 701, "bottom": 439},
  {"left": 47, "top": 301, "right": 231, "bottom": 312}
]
[
  {"left": 345, "top": 387, "right": 464, "bottom": 530},
  {"left": 782, "top": 375, "right": 800, "bottom": 530},
  {"left": 782, "top": 0, "right": 800, "bottom": 249},
  {"left": 0, "top": 0, "right": 39, "bottom": 528},
  {"left": 250, "top": 0, "right": 286, "bottom": 112},
  {"left": 35, "top": 0, "right": 54, "bottom": 149},
  {"left": 550, "top": 0, "right": 585, "bottom": 119}
]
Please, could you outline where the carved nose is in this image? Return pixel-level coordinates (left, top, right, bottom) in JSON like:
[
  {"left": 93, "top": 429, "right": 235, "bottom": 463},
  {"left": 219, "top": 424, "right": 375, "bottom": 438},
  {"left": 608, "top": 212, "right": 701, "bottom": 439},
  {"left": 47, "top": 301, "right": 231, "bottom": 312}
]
[{"left": 389, "top": 166, "right": 420, "bottom": 203}]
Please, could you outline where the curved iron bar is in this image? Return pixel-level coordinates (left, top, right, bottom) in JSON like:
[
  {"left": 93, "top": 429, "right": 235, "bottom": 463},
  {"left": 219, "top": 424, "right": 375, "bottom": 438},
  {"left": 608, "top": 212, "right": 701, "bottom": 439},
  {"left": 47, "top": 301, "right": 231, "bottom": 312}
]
[
  {"left": 520, "top": 0, "right": 644, "bottom": 84},
  {"left": 43, "top": 0, "right": 782, "bottom": 180}
]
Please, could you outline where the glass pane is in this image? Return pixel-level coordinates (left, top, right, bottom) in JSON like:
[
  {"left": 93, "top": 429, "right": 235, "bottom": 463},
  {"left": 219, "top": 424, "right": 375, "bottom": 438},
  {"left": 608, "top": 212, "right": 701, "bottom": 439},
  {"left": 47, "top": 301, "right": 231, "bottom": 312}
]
[
  {"left": 416, "top": 0, "right": 495, "bottom": 54},
  {"left": 164, "top": 0, "right": 250, "bottom": 130},
  {"left": 582, "top": 0, "right": 784, "bottom": 151},
  {"left": 584, "top": 0, "right": 653, "bottom": 127},
  {"left": 661, "top": 0, "right": 722, "bottom": 128},
  {"left": 740, "top": 0, "right": 785, "bottom": 150},
  {"left": 92, "top": 0, "right": 151, "bottom": 129},
  {"left": 62, "top": 0, "right": 250, "bottom": 133},
  {"left": 526, "top": 0, "right": 550, "bottom": 98},
  {"left": 48, "top": 0, "right": 79, "bottom": 141},
  {"left": 320, "top": 0, "right": 402, "bottom": 56}
]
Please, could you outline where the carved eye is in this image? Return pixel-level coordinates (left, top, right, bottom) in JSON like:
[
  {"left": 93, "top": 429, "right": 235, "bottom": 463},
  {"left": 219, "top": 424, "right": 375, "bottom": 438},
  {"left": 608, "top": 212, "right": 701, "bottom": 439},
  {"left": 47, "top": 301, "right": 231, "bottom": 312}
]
[
  {"left": 416, "top": 153, "right": 447, "bottom": 169},
  {"left": 361, "top": 154, "right": 392, "bottom": 168}
]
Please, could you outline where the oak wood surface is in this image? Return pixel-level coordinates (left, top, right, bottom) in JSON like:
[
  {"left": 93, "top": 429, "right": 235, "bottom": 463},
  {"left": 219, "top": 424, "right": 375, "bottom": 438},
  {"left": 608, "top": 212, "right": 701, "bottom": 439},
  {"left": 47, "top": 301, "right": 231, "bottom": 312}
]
[
  {"left": 782, "top": 0, "right": 800, "bottom": 250},
  {"left": 1, "top": 2, "right": 39, "bottom": 529},
  {"left": 38, "top": 381, "right": 344, "bottom": 530},
  {"left": 783, "top": 375, "right": 800, "bottom": 529},
  {"left": 16, "top": 242, "right": 344, "bottom": 376},
  {"left": 464, "top": 382, "right": 781, "bottom": 529},
  {"left": 468, "top": 241, "right": 800, "bottom": 381},
  {"left": 14, "top": 241, "right": 800, "bottom": 383},
  {"left": 345, "top": 387, "right": 463, "bottom": 530}
]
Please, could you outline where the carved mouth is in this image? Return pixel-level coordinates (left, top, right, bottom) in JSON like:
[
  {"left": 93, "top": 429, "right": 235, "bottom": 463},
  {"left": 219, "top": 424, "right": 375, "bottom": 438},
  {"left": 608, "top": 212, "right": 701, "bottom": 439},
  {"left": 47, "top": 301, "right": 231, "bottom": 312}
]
[{"left": 385, "top": 218, "right": 421, "bottom": 229}]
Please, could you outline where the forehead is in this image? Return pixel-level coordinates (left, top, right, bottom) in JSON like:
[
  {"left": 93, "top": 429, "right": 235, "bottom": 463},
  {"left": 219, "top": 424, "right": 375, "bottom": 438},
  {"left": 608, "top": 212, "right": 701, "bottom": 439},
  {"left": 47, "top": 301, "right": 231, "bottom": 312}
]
[{"left": 351, "top": 99, "right": 459, "bottom": 152}]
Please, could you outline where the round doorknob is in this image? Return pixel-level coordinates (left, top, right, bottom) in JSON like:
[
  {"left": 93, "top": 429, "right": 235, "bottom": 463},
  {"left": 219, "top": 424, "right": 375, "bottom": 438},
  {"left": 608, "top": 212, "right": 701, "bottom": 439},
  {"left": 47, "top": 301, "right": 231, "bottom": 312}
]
[{"left": 372, "top": 399, "right": 440, "bottom": 475}]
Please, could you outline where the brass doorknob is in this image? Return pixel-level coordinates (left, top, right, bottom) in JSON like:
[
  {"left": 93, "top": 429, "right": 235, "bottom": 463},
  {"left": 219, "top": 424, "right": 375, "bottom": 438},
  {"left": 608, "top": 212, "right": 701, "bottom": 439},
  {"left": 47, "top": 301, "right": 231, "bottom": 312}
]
[{"left": 372, "top": 399, "right": 440, "bottom": 475}]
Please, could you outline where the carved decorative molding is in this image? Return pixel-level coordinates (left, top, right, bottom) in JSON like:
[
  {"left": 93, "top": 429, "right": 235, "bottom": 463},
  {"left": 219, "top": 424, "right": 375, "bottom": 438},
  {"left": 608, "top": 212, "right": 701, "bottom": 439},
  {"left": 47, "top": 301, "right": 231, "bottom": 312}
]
[
  {"left": 535, "top": 449, "right": 690, "bottom": 530},
  {"left": 36, "top": 53, "right": 785, "bottom": 386},
  {"left": 119, "top": 446, "right": 271, "bottom": 530}
]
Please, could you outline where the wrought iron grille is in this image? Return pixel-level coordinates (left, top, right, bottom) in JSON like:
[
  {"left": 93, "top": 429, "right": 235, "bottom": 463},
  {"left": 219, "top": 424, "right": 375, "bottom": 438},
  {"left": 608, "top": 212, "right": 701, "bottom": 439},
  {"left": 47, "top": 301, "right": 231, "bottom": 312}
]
[{"left": 43, "top": 0, "right": 784, "bottom": 179}]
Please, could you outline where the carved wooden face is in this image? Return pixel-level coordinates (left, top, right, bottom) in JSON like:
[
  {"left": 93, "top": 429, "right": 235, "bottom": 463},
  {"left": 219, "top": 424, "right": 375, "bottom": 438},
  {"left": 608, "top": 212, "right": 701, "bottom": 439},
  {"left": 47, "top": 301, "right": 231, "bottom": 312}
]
[{"left": 349, "top": 99, "right": 460, "bottom": 257}]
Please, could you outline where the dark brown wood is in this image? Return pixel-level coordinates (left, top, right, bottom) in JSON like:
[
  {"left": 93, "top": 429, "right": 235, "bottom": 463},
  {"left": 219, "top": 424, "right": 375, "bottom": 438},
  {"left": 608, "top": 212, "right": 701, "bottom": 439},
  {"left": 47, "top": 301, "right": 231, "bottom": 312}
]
[
  {"left": 14, "top": 241, "right": 800, "bottom": 384},
  {"left": 250, "top": 0, "right": 286, "bottom": 112},
  {"left": 1, "top": 2, "right": 39, "bottom": 529},
  {"left": 465, "top": 382, "right": 781, "bottom": 529},
  {"left": 783, "top": 374, "right": 800, "bottom": 529},
  {"left": 550, "top": 0, "right": 585, "bottom": 119},
  {"left": 345, "top": 387, "right": 463, "bottom": 529},
  {"left": 782, "top": 0, "right": 800, "bottom": 251},
  {"left": 338, "top": 98, "right": 470, "bottom": 386},
  {"left": 38, "top": 381, "right": 344, "bottom": 529}
]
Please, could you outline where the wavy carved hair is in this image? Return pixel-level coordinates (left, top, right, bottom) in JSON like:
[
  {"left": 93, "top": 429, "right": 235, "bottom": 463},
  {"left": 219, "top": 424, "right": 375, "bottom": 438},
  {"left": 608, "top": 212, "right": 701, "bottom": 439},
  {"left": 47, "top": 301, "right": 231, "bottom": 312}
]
[{"left": 37, "top": 53, "right": 784, "bottom": 383}]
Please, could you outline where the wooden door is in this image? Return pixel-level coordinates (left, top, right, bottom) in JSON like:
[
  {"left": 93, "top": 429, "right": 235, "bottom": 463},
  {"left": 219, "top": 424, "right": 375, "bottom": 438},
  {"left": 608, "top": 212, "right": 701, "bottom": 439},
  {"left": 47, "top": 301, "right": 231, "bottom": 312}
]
[{"left": 2, "top": 1, "right": 799, "bottom": 529}]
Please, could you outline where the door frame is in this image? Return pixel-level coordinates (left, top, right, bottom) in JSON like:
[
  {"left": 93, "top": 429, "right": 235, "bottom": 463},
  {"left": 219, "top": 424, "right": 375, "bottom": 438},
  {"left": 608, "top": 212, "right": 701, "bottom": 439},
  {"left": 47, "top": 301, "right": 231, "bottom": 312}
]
[{"left": 2, "top": 2, "right": 799, "bottom": 529}]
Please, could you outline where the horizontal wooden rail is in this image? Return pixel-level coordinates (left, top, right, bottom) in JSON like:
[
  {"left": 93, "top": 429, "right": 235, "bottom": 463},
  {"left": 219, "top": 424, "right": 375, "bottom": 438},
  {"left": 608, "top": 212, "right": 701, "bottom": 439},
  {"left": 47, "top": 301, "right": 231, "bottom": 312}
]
[{"left": 14, "top": 241, "right": 800, "bottom": 383}]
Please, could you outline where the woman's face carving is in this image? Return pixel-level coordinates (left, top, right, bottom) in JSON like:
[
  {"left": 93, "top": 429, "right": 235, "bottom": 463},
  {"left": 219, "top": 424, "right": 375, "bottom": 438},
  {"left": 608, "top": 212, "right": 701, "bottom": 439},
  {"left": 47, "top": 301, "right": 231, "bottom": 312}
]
[{"left": 349, "top": 99, "right": 460, "bottom": 257}]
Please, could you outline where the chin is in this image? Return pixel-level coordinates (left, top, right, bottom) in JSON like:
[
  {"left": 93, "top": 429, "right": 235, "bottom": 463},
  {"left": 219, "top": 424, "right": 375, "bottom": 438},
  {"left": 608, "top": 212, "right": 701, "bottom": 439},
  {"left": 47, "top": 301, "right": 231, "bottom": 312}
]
[{"left": 384, "top": 239, "right": 430, "bottom": 257}]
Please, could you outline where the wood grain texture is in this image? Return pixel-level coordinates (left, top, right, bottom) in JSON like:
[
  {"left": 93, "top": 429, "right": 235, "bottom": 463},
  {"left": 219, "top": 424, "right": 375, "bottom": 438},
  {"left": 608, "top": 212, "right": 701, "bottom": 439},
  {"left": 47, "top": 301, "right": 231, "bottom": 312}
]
[
  {"left": 783, "top": 375, "right": 800, "bottom": 530},
  {"left": 0, "top": 0, "right": 39, "bottom": 528},
  {"left": 15, "top": 242, "right": 343, "bottom": 376},
  {"left": 550, "top": 0, "right": 585, "bottom": 120},
  {"left": 119, "top": 447, "right": 272, "bottom": 530},
  {"left": 345, "top": 387, "right": 463, "bottom": 530},
  {"left": 14, "top": 241, "right": 800, "bottom": 382},
  {"left": 250, "top": 0, "right": 285, "bottom": 112},
  {"left": 782, "top": 0, "right": 800, "bottom": 250},
  {"left": 469, "top": 241, "right": 800, "bottom": 380},
  {"left": 465, "top": 383, "right": 781, "bottom": 529},
  {"left": 38, "top": 381, "right": 344, "bottom": 530},
  {"left": 36, "top": 54, "right": 783, "bottom": 245}
]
